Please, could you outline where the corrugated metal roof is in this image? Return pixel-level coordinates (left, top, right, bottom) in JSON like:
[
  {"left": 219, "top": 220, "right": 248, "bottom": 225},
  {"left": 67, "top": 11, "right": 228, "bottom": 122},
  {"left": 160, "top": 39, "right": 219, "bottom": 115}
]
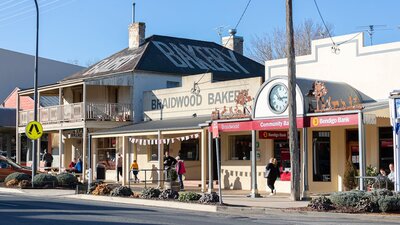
[
  {"left": 40, "top": 96, "right": 59, "bottom": 107},
  {"left": 62, "top": 35, "right": 264, "bottom": 82},
  {"left": 92, "top": 116, "right": 209, "bottom": 135},
  {"left": 0, "top": 108, "right": 15, "bottom": 127}
]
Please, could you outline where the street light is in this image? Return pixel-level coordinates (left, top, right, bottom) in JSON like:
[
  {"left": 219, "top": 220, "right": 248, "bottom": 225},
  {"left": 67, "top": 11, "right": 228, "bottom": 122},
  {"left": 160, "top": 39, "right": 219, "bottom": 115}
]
[{"left": 31, "top": 0, "right": 40, "bottom": 185}]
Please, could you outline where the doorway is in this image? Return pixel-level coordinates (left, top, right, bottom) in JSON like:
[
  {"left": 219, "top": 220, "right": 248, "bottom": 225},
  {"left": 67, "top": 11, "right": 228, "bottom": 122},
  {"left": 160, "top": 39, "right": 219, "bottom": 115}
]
[{"left": 346, "top": 129, "right": 359, "bottom": 170}]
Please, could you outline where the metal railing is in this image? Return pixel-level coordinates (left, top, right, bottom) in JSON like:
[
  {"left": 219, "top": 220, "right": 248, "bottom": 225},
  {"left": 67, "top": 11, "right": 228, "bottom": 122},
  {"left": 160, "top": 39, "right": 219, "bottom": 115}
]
[
  {"left": 128, "top": 168, "right": 177, "bottom": 189},
  {"left": 19, "top": 102, "right": 132, "bottom": 126},
  {"left": 86, "top": 103, "right": 132, "bottom": 121},
  {"left": 356, "top": 176, "right": 389, "bottom": 190}
]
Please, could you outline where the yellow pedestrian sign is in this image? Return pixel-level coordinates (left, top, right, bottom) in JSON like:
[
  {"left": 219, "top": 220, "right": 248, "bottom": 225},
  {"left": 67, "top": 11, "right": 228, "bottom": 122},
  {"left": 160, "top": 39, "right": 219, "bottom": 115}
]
[{"left": 25, "top": 121, "right": 43, "bottom": 140}]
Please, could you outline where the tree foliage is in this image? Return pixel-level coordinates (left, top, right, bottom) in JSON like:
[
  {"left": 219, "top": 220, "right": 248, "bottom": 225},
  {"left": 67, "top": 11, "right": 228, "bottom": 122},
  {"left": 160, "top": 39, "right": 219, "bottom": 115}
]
[
  {"left": 248, "top": 19, "right": 333, "bottom": 63},
  {"left": 343, "top": 157, "right": 357, "bottom": 191}
]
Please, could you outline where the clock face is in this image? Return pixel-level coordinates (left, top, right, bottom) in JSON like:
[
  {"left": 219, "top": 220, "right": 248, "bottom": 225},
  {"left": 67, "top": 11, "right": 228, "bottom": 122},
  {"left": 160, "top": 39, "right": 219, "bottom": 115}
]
[{"left": 269, "top": 84, "right": 288, "bottom": 113}]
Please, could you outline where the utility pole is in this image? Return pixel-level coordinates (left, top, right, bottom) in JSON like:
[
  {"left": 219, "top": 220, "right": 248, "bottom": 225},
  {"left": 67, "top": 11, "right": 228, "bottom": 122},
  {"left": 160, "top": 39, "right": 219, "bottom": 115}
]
[
  {"left": 32, "top": 0, "right": 40, "bottom": 182},
  {"left": 286, "top": 0, "right": 300, "bottom": 201}
]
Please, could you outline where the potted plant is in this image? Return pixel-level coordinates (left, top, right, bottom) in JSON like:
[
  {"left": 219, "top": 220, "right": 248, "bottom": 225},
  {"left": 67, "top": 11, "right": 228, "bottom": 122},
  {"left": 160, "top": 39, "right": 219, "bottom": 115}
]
[{"left": 164, "top": 169, "right": 180, "bottom": 192}]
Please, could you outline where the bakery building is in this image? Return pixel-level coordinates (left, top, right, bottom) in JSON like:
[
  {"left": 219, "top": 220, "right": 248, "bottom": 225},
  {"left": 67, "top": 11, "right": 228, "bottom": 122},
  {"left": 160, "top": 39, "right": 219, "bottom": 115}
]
[
  {"left": 91, "top": 73, "right": 262, "bottom": 190},
  {"left": 16, "top": 19, "right": 264, "bottom": 180}
]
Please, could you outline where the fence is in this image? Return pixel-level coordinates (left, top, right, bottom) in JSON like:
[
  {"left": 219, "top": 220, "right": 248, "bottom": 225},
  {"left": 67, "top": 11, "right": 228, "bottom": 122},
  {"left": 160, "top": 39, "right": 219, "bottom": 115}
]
[{"left": 128, "top": 168, "right": 177, "bottom": 189}]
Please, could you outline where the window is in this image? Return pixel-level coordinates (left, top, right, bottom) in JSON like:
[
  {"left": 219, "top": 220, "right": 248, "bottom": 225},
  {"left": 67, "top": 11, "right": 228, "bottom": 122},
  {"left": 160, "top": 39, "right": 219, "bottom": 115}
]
[
  {"left": 229, "top": 135, "right": 251, "bottom": 160},
  {"left": 312, "top": 131, "right": 331, "bottom": 182},
  {"left": 379, "top": 127, "right": 393, "bottom": 171},
  {"left": 149, "top": 144, "right": 169, "bottom": 161},
  {"left": 180, "top": 139, "right": 199, "bottom": 161},
  {"left": 97, "top": 138, "right": 117, "bottom": 170},
  {"left": 167, "top": 81, "right": 180, "bottom": 88}
]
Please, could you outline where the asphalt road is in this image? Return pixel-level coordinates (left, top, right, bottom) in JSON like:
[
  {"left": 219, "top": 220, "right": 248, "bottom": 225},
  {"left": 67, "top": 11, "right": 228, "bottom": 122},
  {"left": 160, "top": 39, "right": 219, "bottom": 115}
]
[{"left": 0, "top": 193, "right": 399, "bottom": 225}]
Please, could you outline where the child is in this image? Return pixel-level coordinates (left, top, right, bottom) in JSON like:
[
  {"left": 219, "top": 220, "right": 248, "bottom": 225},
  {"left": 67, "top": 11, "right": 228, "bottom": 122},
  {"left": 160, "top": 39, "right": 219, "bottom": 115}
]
[{"left": 130, "top": 160, "right": 139, "bottom": 183}]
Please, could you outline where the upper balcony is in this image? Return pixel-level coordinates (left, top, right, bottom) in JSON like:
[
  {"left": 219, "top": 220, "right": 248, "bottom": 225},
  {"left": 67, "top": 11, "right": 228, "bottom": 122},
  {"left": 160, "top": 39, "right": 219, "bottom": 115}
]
[{"left": 19, "top": 102, "right": 132, "bottom": 127}]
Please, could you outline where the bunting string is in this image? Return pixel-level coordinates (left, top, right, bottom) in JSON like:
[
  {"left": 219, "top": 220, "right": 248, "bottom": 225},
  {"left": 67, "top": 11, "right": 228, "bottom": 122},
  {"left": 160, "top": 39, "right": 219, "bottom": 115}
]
[{"left": 129, "top": 133, "right": 200, "bottom": 145}]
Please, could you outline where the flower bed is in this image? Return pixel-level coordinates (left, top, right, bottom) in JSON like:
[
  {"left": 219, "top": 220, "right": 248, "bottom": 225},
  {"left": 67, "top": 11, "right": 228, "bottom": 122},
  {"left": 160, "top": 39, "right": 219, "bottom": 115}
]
[
  {"left": 308, "top": 189, "right": 400, "bottom": 213},
  {"left": 87, "top": 184, "right": 220, "bottom": 205}
]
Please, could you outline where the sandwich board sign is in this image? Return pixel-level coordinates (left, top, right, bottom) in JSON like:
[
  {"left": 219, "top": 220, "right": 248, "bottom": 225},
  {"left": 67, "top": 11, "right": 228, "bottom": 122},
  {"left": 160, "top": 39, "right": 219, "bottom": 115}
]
[{"left": 25, "top": 121, "right": 43, "bottom": 140}]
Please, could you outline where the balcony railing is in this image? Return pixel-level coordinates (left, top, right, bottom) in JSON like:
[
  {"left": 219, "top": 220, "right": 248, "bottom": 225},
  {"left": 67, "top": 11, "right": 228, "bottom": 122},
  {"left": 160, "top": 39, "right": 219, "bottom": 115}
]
[{"left": 19, "top": 102, "right": 132, "bottom": 126}]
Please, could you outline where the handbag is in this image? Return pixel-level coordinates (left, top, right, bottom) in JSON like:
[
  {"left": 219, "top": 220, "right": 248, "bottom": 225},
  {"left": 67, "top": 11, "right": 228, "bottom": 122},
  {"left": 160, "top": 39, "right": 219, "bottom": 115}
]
[{"left": 265, "top": 167, "right": 271, "bottom": 178}]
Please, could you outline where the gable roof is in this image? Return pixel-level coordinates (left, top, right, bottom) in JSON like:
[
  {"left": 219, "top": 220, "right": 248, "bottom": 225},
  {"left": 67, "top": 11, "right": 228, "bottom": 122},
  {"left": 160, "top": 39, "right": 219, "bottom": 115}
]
[{"left": 62, "top": 35, "right": 264, "bottom": 82}]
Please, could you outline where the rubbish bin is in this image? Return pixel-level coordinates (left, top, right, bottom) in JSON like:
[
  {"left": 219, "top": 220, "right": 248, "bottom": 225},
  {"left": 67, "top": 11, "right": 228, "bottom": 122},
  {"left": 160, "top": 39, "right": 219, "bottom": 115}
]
[{"left": 96, "top": 163, "right": 106, "bottom": 180}]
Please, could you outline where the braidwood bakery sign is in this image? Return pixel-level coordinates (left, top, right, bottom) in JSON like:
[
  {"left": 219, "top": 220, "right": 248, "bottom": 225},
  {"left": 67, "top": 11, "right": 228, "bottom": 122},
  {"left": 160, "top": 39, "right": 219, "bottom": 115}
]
[{"left": 143, "top": 74, "right": 262, "bottom": 120}]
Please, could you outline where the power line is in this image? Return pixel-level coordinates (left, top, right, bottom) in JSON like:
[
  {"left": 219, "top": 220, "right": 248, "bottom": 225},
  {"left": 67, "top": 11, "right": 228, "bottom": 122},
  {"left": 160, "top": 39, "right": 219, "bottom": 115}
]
[
  {"left": 0, "top": 0, "right": 70, "bottom": 27},
  {"left": 194, "top": 0, "right": 252, "bottom": 89},
  {"left": 312, "top": 0, "right": 335, "bottom": 45}
]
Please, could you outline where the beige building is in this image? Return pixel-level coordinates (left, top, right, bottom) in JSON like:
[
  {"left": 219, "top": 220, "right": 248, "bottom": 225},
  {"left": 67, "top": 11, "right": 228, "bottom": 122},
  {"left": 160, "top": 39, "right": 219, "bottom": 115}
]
[{"left": 91, "top": 73, "right": 262, "bottom": 190}]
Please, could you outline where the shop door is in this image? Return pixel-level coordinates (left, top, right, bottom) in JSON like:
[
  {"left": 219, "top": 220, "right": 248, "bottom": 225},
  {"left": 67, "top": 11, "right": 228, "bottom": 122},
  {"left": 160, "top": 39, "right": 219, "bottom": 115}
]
[
  {"left": 346, "top": 130, "right": 359, "bottom": 170},
  {"left": 274, "top": 139, "right": 290, "bottom": 181},
  {"left": 212, "top": 138, "right": 220, "bottom": 180}
]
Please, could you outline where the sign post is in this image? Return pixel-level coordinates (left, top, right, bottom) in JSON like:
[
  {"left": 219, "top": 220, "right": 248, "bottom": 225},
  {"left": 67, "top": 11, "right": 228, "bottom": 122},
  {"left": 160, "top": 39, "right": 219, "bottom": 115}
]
[
  {"left": 390, "top": 91, "right": 400, "bottom": 191},
  {"left": 25, "top": 121, "right": 43, "bottom": 187},
  {"left": 212, "top": 121, "right": 222, "bottom": 205}
]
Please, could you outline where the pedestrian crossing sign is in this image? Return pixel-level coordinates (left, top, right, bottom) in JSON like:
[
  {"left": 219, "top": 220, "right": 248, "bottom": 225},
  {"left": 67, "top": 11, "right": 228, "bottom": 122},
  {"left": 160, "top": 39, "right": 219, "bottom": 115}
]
[{"left": 25, "top": 121, "right": 43, "bottom": 140}]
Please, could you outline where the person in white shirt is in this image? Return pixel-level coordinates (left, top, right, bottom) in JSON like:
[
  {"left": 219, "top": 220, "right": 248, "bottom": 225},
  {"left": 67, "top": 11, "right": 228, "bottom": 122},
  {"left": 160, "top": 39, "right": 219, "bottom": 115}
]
[{"left": 387, "top": 163, "right": 395, "bottom": 182}]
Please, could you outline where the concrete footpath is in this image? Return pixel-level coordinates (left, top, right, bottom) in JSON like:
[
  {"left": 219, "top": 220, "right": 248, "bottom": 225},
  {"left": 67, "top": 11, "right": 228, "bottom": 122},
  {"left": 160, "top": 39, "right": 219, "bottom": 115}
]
[{"left": 0, "top": 187, "right": 308, "bottom": 213}]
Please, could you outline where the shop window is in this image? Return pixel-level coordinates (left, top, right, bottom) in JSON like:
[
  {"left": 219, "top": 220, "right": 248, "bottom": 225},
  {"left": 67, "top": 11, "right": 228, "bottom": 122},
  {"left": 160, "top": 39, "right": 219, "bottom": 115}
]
[
  {"left": 149, "top": 144, "right": 169, "bottom": 161},
  {"left": 97, "top": 137, "right": 116, "bottom": 170},
  {"left": 312, "top": 131, "right": 331, "bottom": 182},
  {"left": 379, "top": 127, "right": 393, "bottom": 171},
  {"left": 229, "top": 135, "right": 251, "bottom": 160},
  {"left": 180, "top": 139, "right": 199, "bottom": 161}
]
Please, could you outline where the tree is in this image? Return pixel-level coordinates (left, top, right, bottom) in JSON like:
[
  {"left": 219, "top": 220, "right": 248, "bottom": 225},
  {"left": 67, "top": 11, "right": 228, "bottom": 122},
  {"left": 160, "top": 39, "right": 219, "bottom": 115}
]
[
  {"left": 343, "top": 157, "right": 357, "bottom": 191},
  {"left": 249, "top": 19, "right": 333, "bottom": 63},
  {"left": 286, "top": 0, "right": 300, "bottom": 201}
]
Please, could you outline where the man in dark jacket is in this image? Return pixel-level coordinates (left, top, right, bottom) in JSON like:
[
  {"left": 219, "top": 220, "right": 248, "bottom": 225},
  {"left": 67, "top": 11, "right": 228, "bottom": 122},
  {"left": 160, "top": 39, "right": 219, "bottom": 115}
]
[
  {"left": 163, "top": 151, "right": 177, "bottom": 181},
  {"left": 42, "top": 149, "right": 53, "bottom": 169}
]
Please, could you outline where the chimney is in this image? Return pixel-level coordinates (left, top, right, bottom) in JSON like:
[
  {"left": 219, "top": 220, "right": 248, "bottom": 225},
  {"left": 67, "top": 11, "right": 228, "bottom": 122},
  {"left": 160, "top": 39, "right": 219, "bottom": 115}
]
[
  {"left": 128, "top": 22, "right": 146, "bottom": 49},
  {"left": 222, "top": 29, "right": 244, "bottom": 54}
]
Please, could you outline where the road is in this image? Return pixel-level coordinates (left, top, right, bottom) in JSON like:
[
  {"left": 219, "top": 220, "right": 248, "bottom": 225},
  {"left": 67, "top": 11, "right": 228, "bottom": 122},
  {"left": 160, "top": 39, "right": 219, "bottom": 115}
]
[{"left": 0, "top": 193, "right": 399, "bottom": 225}]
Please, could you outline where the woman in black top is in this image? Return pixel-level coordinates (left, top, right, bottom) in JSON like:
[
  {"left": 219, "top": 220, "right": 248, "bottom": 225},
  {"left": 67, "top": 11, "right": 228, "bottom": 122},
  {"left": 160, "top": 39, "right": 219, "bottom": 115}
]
[{"left": 265, "top": 158, "right": 279, "bottom": 195}]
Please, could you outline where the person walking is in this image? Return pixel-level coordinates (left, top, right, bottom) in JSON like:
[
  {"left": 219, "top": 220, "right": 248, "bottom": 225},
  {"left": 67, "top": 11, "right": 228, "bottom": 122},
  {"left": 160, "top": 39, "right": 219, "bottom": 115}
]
[
  {"left": 163, "top": 151, "right": 177, "bottom": 181},
  {"left": 388, "top": 163, "right": 395, "bottom": 182},
  {"left": 265, "top": 157, "right": 280, "bottom": 196},
  {"left": 42, "top": 149, "right": 53, "bottom": 170},
  {"left": 130, "top": 160, "right": 139, "bottom": 183},
  {"left": 175, "top": 156, "right": 186, "bottom": 190},
  {"left": 116, "top": 153, "right": 123, "bottom": 182}
]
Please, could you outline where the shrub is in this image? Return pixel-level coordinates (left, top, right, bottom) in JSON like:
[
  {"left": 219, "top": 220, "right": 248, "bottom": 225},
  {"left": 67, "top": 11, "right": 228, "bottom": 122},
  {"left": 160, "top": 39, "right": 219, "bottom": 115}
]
[
  {"left": 159, "top": 189, "right": 179, "bottom": 200},
  {"left": 378, "top": 196, "right": 400, "bottom": 212},
  {"left": 19, "top": 180, "right": 31, "bottom": 189},
  {"left": 308, "top": 196, "right": 334, "bottom": 211},
  {"left": 92, "top": 184, "right": 112, "bottom": 195},
  {"left": 5, "top": 179, "right": 19, "bottom": 187},
  {"left": 354, "top": 195, "right": 379, "bottom": 212},
  {"left": 343, "top": 158, "right": 357, "bottom": 191},
  {"left": 198, "top": 193, "right": 219, "bottom": 204},
  {"left": 56, "top": 173, "right": 78, "bottom": 187},
  {"left": 330, "top": 190, "right": 367, "bottom": 208},
  {"left": 140, "top": 188, "right": 161, "bottom": 199},
  {"left": 110, "top": 186, "right": 133, "bottom": 197},
  {"left": 4, "top": 172, "right": 30, "bottom": 184},
  {"left": 168, "top": 170, "right": 178, "bottom": 182},
  {"left": 178, "top": 192, "right": 201, "bottom": 202},
  {"left": 32, "top": 174, "right": 58, "bottom": 188}
]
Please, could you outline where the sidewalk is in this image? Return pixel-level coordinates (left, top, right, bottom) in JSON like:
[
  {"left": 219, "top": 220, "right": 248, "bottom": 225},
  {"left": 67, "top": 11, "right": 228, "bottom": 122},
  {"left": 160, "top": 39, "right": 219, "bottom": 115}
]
[{"left": 0, "top": 186, "right": 307, "bottom": 212}]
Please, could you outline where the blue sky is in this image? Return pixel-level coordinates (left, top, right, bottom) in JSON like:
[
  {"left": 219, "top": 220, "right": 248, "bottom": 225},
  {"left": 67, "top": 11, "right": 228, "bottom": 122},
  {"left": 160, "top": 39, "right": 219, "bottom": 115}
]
[{"left": 0, "top": 0, "right": 399, "bottom": 66}]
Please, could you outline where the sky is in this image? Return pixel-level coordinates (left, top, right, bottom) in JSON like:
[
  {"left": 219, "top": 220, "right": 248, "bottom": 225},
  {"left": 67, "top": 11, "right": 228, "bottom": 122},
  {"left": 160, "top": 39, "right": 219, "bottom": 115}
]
[{"left": 0, "top": 0, "right": 399, "bottom": 66}]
